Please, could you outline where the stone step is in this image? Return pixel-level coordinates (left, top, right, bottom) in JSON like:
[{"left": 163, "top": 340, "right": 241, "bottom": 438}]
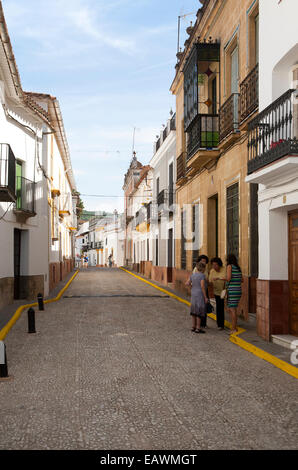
[{"left": 271, "top": 334, "right": 298, "bottom": 350}]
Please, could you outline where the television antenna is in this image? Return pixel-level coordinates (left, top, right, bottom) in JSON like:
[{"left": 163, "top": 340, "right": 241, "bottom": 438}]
[{"left": 177, "top": 11, "right": 196, "bottom": 57}]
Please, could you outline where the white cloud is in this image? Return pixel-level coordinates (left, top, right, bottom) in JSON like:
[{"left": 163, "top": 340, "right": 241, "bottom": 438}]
[{"left": 67, "top": 7, "right": 136, "bottom": 53}]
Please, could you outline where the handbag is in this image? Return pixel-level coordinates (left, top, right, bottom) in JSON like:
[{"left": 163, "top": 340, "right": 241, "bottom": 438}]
[
  {"left": 220, "top": 289, "right": 227, "bottom": 300},
  {"left": 206, "top": 301, "right": 214, "bottom": 313}
]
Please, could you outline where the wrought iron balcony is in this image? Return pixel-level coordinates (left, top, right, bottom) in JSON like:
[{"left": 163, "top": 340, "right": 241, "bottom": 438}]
[
  {"left": 146, "top": 202, "right": 152, "bottom": 221},
  {"left": 146, "top": 201, "right": 158, "bottom": 222},
  {"left": 95, "top": 241, "right": 103, "bottom": 250},
  {"left": 0, "top": 144, "right": 16, "bottom": 202},
  {"left": 219, "top": 93, "right": 240, "bottom": 141},
  {"left": 157, "top": 189, "right": 165, "bottom": 206},
  {"left": 247, "top": 89, "right": 298, "bottom": 175},
  {"left": 135, "top": 207, "right": 146, "bottom": 226},
  {"left": 168, "top": 188, "right": 175, "bottom": 207},
  {"left": 15, "top": 176, "right": 35, "bottom": 216},
  {"left": 240, "top": 64, "right": 259, "bottom": 122},
  {"left": 187, "top": 114, "right": 219, "bottom": 160}
]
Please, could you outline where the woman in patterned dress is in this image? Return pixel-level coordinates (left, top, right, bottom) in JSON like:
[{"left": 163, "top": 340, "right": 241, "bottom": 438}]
[
  {"left": 225, "top": 254, "right": 243, "bottom": 334},
  {"left": 186, "top": 261, "right": 209, "bottom": 334}
]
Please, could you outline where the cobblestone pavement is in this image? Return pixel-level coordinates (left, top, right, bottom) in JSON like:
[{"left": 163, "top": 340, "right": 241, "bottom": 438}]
[{"left": 0, "top": 268, "right": 297, "bottom": 450}]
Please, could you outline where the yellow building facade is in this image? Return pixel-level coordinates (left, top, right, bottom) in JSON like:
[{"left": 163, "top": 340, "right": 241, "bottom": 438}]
[{"left": 171, "top": 0, "right": 260, "bottom": 317}]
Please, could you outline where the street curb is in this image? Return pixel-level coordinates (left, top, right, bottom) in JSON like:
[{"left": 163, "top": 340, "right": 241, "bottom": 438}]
[
  {"left": 120, "top": 267, "right": 298, "bottom": 380},
  {"left": 0, "top": 270, "right": 79, "bottom": 342}
]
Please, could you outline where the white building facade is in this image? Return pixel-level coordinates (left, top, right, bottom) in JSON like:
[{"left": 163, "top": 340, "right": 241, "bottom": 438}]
[
  {"left": 76, "top": 214, "right": 125, "bottom": 268},
  {"left": 0, "top": 5, "right": 76, "bottom": 312},
  {"left": 131, "top": 169, "right": 153, "bottom": 270},
  {"left": 150, "top": 113, "right": 176, "bottom": 285},
  {"left": 246, "top": 0, "right": 298, "bottom": 341}
]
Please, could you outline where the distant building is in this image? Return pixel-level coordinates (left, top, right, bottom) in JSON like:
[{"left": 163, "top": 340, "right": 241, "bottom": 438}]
[
  {"left": 123, "top": 154, "right": 152, "bottom": 270},
  {"left": 75, "top": 213, "right": 125, "bottom": 268}
]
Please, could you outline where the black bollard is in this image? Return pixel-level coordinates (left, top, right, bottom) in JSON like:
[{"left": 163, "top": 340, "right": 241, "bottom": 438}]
[
  {"left": 0, "top": 341, "right": 8, "bottom": 378},
  {"left": 28, "top": 308, "right": 36, "bottom": 334},
  {"left": 37, "top": 293, "right": 44, "bottom": 311}
]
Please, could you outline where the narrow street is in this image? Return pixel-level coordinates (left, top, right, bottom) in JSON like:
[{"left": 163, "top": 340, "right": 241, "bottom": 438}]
[{"left": 0, "top": 268, "right": 297, "bottom": 450}]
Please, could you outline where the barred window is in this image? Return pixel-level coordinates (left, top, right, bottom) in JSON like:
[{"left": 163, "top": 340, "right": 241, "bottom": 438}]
[{"left": 226, "top": 183, "right": 239, "bottom": 258}]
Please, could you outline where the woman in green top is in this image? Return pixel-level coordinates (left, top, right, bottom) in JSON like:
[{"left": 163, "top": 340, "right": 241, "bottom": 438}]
[{"left": 224, "top": 254, "right": 243, "bottom": 334}]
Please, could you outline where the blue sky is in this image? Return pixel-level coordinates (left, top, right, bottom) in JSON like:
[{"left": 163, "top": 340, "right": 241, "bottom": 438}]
[{"left": 3, "top": 0, "right": 200, "bottom": 213}]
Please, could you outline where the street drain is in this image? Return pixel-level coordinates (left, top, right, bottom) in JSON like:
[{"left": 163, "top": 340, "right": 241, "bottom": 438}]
[{"left": 63, "top": 294, "right": 170, "bottom": 299}]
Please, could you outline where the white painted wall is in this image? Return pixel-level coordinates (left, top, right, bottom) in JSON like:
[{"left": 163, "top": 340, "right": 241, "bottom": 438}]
[
  {"left": 255, "top": 0, "right": 298, "bottom": 282},
  {"left": 0, "top": 101, "right": 49, "bottom": 294},
  {"left": 150, "top": 129, "right": 176, "bottom": 267},
  {"left": 48, "top": 134, "right": 74, "bottom": 265},
  {"left": 258, "top": 177, "right": 298, "bottom": 280},
  {"left": 259, "top": 0, "right": 298, "bottom": 110}
]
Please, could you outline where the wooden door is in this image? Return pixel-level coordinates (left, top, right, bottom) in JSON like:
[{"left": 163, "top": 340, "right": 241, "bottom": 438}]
[
  {"left": 289, "top": 211, "right": 298, "bottom": 336},
  {"left": 167, "top": 229, "right": 173, "bottom": 283},
  {"left": 14, "top": 229, "right": 21, "bottom": 299}
]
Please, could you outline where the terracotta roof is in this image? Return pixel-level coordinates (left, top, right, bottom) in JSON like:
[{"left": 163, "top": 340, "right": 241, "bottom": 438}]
[
  {"left": 25, "top": 92, "right": 76, "bottom": 191},
  {"left": 23, "top": 92, "right": 52, "bottom": 124}
]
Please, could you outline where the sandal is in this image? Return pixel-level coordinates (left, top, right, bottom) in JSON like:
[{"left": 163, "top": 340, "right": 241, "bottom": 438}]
[
  {"left": 195, "top": 329, "right": 206, "bottom": 334},
  {"left": 191, "top": 328, "right": 196, "bottom": 332}
]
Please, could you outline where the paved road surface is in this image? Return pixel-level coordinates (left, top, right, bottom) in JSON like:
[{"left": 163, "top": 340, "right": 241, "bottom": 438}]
[{"left": 0, "top": 268, "right": 297, "bottom": 450}]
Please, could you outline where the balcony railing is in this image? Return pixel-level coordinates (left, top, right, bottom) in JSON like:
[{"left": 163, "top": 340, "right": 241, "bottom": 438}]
[
  {"left": 146, "top": 202, "right": 152, "bottom": 221},
  {"left": 247, "top": 89, "right": 298, "bottom": 175},
  {"left": 177, "top": 152, "right": 186, "bottom": 181},
  {"left": 15, "top": 176, "right": 35, "bottom": 215},
  {"left": 0, "top": 144, "right": 16, "bottom": 202},
  {"left": 219, "top": 93, "right": 240, "bottom": 141},
  {"left": 157, "top": 189, "right": 165, "bottom": 206},
  {"left": 135, "top": 207, "right": 146, "bottom": 226},
  {"left": 240, "top": 64, "right": 259, "bottom": 122},
  {"left": 187, "top": 114, "right": 219, "bottom": 160},
  {"left": 168, "top": 188, "right": 174, "bottom": 207}
]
